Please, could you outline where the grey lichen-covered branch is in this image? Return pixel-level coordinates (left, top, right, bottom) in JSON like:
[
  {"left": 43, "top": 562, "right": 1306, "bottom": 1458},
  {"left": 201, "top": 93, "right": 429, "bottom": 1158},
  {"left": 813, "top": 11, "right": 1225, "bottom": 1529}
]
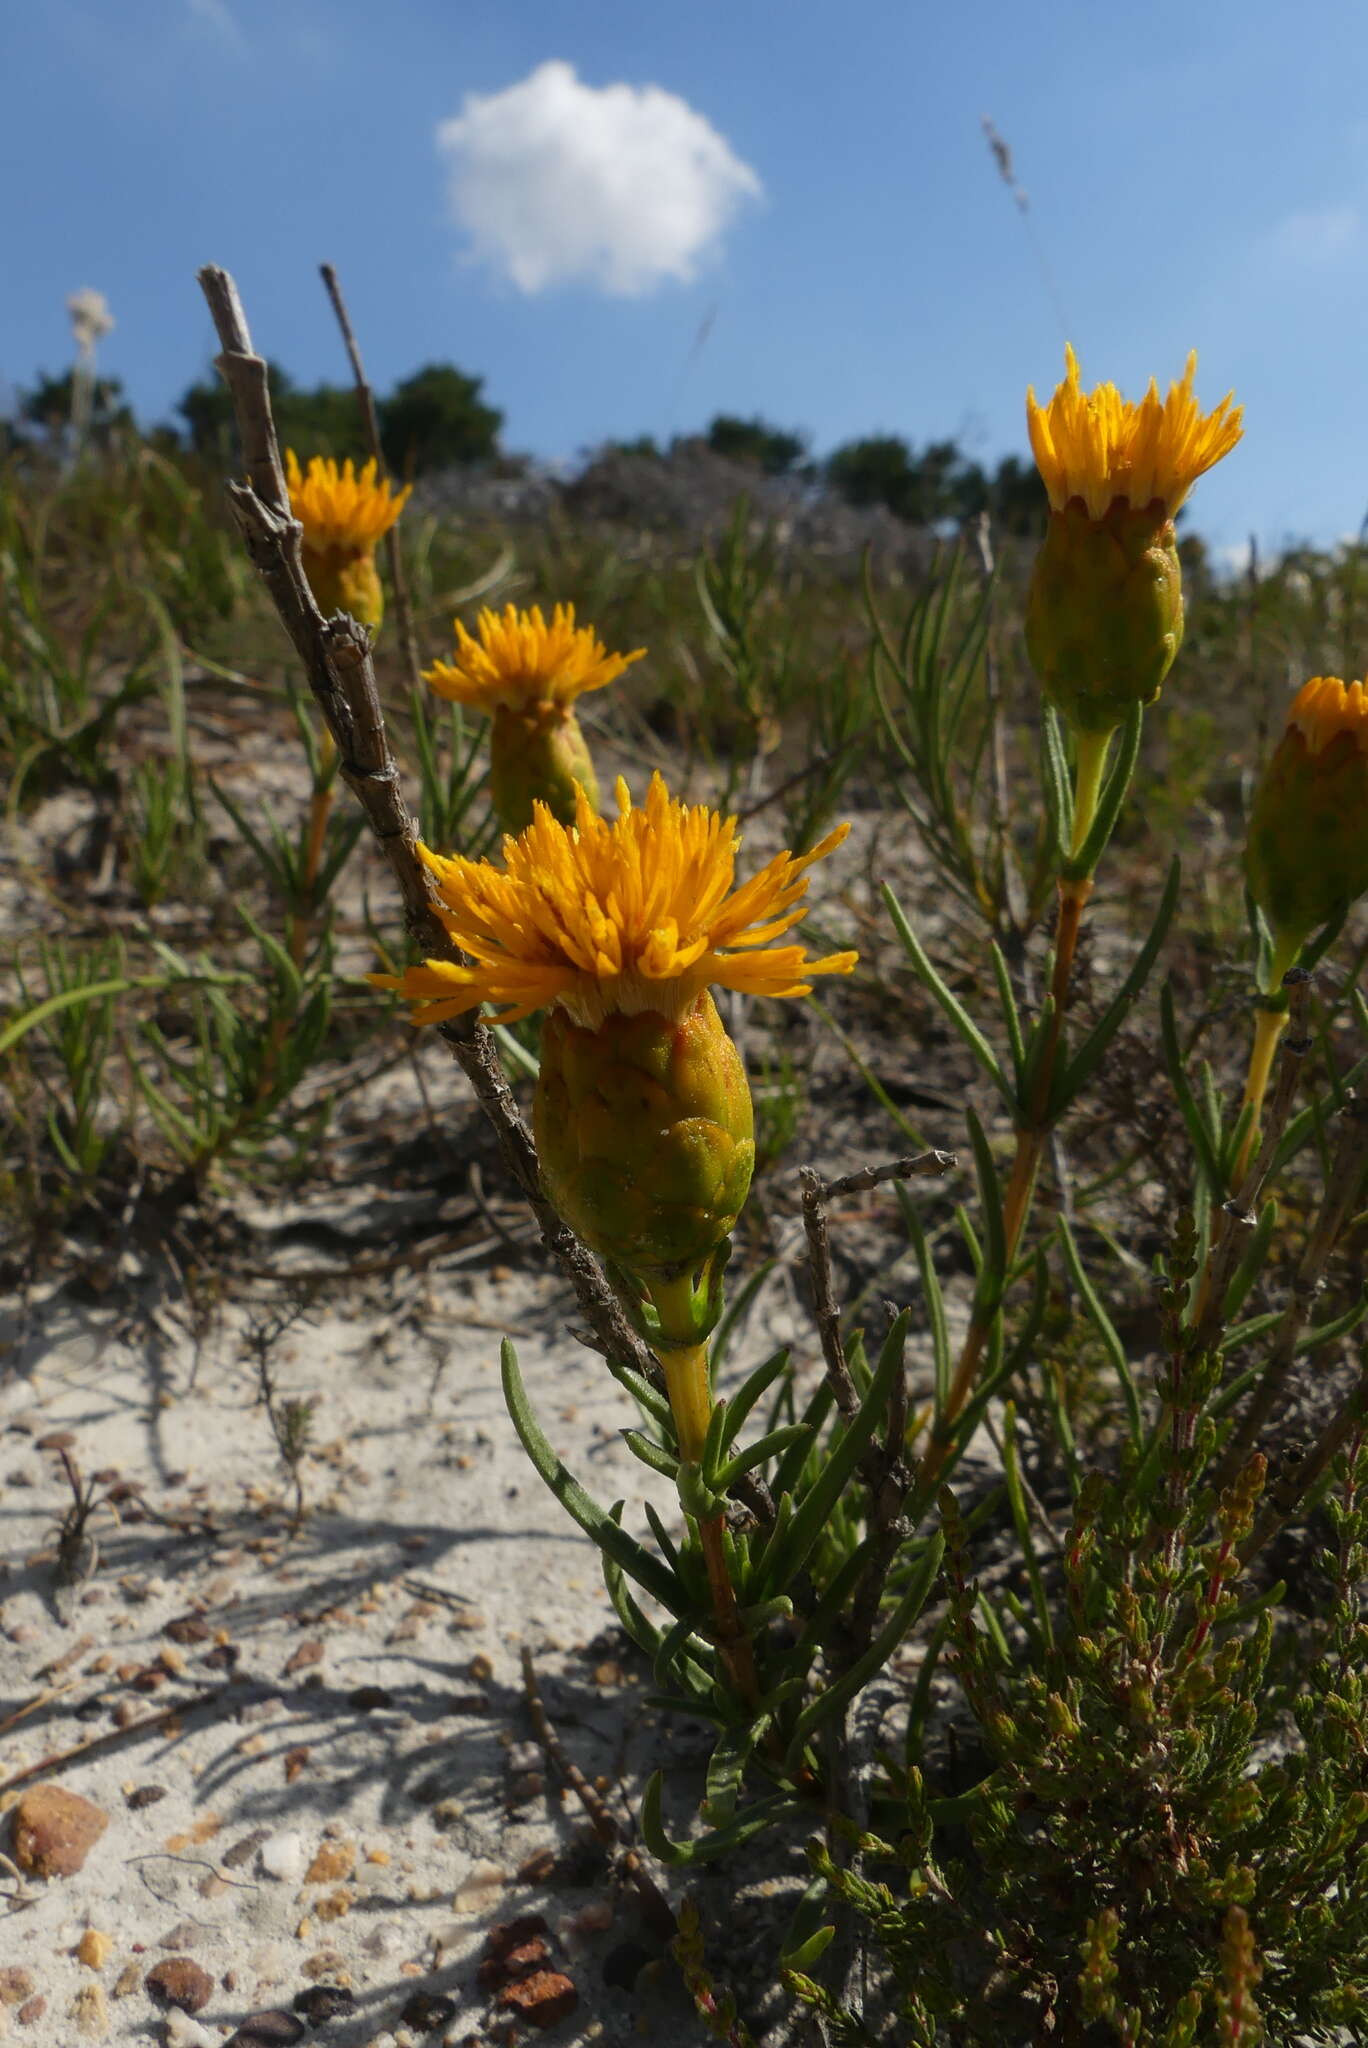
[{"left": 194, "top": 262, "right": 656, "bottom": 1382}]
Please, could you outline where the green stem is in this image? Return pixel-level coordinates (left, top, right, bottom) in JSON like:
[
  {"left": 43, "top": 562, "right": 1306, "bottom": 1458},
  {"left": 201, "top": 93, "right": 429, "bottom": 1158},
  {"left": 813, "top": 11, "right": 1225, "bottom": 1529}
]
[
  {"left": 1069, "top": 724, "right": 1112, "bottom": 863},
  {"left": 1232, "top": 931, "right": 1302, "bottom": 1186}
]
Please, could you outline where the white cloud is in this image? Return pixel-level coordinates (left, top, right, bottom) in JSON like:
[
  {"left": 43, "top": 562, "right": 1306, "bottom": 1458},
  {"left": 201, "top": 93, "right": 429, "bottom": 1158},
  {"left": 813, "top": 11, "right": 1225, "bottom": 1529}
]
[
  {"left": 1264, "top": 202, "right": 1357, "bottom": 266},
  {"left": 436, "top": 60, "right": 762, "bottom": 296},
  {"left": 185, "top": 0, "right": 245, "bottom": 51}
]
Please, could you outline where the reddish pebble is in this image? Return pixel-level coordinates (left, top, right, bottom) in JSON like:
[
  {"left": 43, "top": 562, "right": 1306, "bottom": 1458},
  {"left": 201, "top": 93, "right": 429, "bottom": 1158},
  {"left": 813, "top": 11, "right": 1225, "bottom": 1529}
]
[
  {"left": 10, "top": 1784, "right": 109, "bottom": 1877},
  {"left": 144, "top": 1957, "right": 213, "bottom": 2013},
  {"left": 496, "top": 1971, "right": 578, "bottom": 2029}
]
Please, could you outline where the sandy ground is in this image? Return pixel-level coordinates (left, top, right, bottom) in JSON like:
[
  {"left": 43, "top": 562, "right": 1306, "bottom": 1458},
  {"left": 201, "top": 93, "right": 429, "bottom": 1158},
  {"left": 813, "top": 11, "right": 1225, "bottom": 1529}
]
[{"left": 0, "top": 1253, "right": 784, "bottom": 2048}]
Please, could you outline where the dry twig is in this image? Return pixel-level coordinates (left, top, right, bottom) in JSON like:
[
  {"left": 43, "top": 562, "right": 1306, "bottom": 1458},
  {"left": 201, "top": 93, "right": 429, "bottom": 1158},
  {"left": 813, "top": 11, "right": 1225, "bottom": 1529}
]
[{"left": 195, "top": 263, "right": 657, "bottom": 1387}]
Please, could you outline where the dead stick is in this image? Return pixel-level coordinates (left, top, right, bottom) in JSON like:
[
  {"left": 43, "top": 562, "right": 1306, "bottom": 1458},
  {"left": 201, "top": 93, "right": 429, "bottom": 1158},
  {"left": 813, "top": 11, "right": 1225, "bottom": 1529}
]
[
  {"left": 319, "top": 261, "right": 424, "bottom": 695},
  {"left": 520, "top": 1646, "right": 676, "bottom": 1941},
  {"left": 195, "top": 263, "right": 655, "bottom": 1385},
  {"left": 0, "top": 1690, "right": 230, "bottom": 1797}
]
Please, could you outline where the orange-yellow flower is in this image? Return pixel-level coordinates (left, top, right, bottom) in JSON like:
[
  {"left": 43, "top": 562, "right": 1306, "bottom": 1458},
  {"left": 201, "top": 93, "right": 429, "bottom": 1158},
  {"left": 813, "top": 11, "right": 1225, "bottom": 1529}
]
[
  {"left": 424, "top": 602, "right": 644, "bottom": 713},
  {"left": 371, "top": 772, "right": 857, "bottom": 1029},
  {"left": 1027, "top": 345, "right": 1243, "bottom": 522},
  {"left": 372, "top": 776, "right": 856, "bottom": 1302},
  {"left": 1246, "top": 675, "right": 1368, "bottom": 969},
  {"left": 424, "top": 603, "right": 645, "bottom": 831},
  {"left": 1024, "top": 347, "right": 1242, "bottom": 738},
  {"left": 285, "top": 450, "right": 410, "bottom": 631}
]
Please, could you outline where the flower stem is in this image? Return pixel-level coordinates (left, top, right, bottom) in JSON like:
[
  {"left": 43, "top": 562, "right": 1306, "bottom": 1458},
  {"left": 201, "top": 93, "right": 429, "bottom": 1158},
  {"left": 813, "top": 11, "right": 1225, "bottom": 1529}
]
[
  {"left": 1069, "top": 725, "right": 1112, "bottom": 864},
  {"left": 656, "top": 1335, "right": 761, "bottom": 1710},
  {"left": 917, "top": 724, "right": 1112, "bottom": 1497},
  {"left": 1232, "top": 934, "right": 1302, "bottom": 1187},
  {"left": 658, "top": 1343, "right": 713, "bottom": 1466}
]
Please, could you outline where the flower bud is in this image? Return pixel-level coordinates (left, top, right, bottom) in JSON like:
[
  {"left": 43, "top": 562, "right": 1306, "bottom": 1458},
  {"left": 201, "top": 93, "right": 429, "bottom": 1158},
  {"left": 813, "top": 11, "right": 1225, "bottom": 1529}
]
[
  {"left": 533, "top": 991, "right": 755, "bottom": 1285},
  {"left": 301, "top": 544, "right": 385, "bottom": 632},
  {"left": 1025, "top": 501, "right": 1183, "bottom": 736},
  {"left": 1245, "top": 675, "right": 1368, "bottom": 958},
  {"left": 489, "top": 702, "right": 598, "bottom": 832}
]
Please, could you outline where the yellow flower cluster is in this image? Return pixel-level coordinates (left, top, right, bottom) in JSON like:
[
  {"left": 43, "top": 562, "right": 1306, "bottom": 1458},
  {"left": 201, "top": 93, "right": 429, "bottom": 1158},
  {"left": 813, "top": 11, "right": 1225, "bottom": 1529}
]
[
  {"left": 1027, "top": 345, "right": 1243, "bottom": 521},
  {"left": 285, "top": 451, "right": 410, "bottom": 552},
  {"left": 371, "top": 772, "right": 856, "bottom": 1030},
  {"left": 425, "top": 603, "right": 644, "bottom": 712},
  {"left": 285, "top": 451, "right": 410, "bottom": 631}
]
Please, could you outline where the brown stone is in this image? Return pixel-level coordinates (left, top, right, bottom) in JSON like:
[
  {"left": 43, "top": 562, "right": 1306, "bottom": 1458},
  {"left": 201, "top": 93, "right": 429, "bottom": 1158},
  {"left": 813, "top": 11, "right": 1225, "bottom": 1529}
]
[
  {"left": 10, "top": 1784, "right": 109, "bottom": 1877},
  {"left": 224, "top": 2015, "right": 305, "bottom": 2046},
  {"left": 303, "top": 1840, "right": 353, "bottom": 1885},
  {"left": 144, "top": 1958, "right": 213, "bottom": 2013},
  {"left": 477, "top": 1934, "right": 549, "bottom": 1989},
  {"left": 0, "top": 1972, "right": 35, "bottom": 2007},
  {"left": 72, "top": 1981, "right": 109, "bottom": 2037},
  {"left": 15, "top": 1994, "right": 45, "bottom": 2026},
  {"left": 164, "top": 1614, "right": 210, "bottom": 1645},
  {"left": 283, "top": 1639, "right": 323, "bottom": 1676},
  {"left": 495, "top": 1971, "right": 578, "bottom": 2029}
]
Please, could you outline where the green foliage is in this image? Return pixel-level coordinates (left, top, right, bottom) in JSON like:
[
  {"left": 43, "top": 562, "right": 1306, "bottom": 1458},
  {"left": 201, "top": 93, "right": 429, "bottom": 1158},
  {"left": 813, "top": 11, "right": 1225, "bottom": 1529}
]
[
  {"left": 378, "top": 362, "right": 503, "bottom": 476},
  {"left": 827, "top": 434, "right": 1046, "bottom": 534},
  {"left": 9, "top": 400, "right": 1368, "bottom": 2046},
  {"left": 704, "top": 413, "right": 809, "bottom": 476},
  {"left": 174, "top": 357, "right": 503, "bottom": 474},
  {"left": 177, "top": 359, "right": 367, "bottom": 463},
  {"left": 19, "top": 369, "right": 135, "bottom": 441},
  {"left": 792, "top": 1429, "right": 1368, "bottom": 2043}
]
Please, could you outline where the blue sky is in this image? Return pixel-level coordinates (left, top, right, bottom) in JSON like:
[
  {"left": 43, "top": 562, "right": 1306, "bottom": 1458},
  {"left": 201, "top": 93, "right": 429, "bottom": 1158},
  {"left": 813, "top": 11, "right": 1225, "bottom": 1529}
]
[{"left": 4, "top": 0, "right": 1366, "bottom": 557}]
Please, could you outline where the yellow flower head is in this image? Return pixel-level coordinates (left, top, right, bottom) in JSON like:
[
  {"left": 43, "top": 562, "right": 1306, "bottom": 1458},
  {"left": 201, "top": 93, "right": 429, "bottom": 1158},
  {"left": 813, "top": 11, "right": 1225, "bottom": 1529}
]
[
  {"left": 1246, "top": 675, "right": 1368, "bottom": 963},
  {"left": 1286, "top": 674, "right": 1368, "bottom": 756},
  {"left": 1027, "top": 345, "right": 1242, "bottom": 522},
  {"left": 371, "top": 773, "right": 858, "bottom": 1029},
  {"left": 424, "top": 603, "right": 645, "bottom": 713},
  {"left": 285, "top": 450, "right": 411, "bottom": 553}
]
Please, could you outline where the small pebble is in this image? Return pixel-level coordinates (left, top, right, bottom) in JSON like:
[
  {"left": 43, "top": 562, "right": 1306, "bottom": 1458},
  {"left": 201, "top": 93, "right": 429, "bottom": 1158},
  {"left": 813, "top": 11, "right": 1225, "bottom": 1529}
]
[
  {"left": 145, "top": 1958, "right": 214, "bottom": 2013},
  {"left": 0, "top": 1975, "right": 35, "bottom": 2008},
  {"left": 292, "top": 1984, "right": 357, "bottom": 2024},
  {"left": 259, "top": 1832, "right": 306, "bottom": 1882},
  {"left": 158, "top": 1920, "right": 203, "bottom": 1952},
  {"left": 495, "top": 1972, "right": 578, "bottom": 2030},
  {"left": 304, "top": 1841, "right": 354, "bottom": 1885},
  {"left": 223, "top": 2014, "right": 305, "bottom": 2047},
  {"left": 76, "top": 1929, "right": 113, "bottom": 1969},
  {"left": 72, "top": 1981, "right": 109, "bottom": 2037},
  {"left": 222, "top": 1829, "right": 270, "bottom": 1870},
  {"left": 10, "top": 1784, "right": 109, "bottom": 1876},
  {"left": 163, "top": 2011, "right": 214, "bottom": 2048},
  {"left": 399, "top": 1991, "right": 458, "bottom": 2033}
]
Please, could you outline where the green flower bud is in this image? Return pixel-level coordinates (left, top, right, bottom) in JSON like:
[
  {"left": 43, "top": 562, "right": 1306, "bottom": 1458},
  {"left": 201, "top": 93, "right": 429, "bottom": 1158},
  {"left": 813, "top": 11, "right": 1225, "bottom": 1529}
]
[
  {"left": 302, "top": 545, "right": 384, "bottom": 633},
  {"left": 489, "top": 702, "right": 598, "bottom": 833},
  {"left": 1025, "top": 501, "right": 1184, "bottom": 736},
  {"left": 533, "top": 990, "right": 755, "bottom": 1283},
  {"left": 1245, "top": 676, "right": 1368, "bottom": 962}
]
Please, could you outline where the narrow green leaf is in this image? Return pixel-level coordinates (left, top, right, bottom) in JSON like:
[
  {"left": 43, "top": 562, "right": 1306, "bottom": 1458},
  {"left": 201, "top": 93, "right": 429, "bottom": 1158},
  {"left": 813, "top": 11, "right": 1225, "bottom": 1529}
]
[
  {"left": 501, "top": 1341, "right": 686, "bottom": 1617},
  {"left": 1054, "top": 856, "right": 1180, "bottom": 1113},
  {"left": 881, "top": 884, "right": 1014, "bottom": 1110},
  {"left": 784, "top": 1534, "right": 943, "bottom": 1770},
  {"left": 639, "top": 1773, "right": 796, "bottom": 1866},
  {"left": 1059, "top": 1218, "right": 1142, "bottom": 1442},
  {"left": 718, "top": 1345, "right": 791, "bottom": 1450}
]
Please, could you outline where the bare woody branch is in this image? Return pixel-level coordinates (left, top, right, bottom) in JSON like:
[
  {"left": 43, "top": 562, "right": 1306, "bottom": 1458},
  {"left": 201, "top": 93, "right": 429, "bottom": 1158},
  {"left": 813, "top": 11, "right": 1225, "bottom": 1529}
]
[
  {"left": 195, "top": 263, "right": 656, "bottom": 1383},
  {"left": 318, "top": 260, "right": 424, "bottom": 694}
]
